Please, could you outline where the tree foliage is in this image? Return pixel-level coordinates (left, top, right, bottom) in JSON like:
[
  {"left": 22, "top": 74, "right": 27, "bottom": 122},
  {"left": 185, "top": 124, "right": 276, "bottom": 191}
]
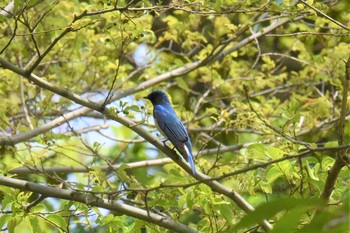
[{"left": 0, "top": 0, "right": 349, "bottom": 232}]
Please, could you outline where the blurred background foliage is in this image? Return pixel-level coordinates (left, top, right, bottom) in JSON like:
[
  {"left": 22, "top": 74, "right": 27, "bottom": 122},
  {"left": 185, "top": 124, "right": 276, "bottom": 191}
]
[{"left": 0, "top": 0, "right": 349, "bottom": 232}]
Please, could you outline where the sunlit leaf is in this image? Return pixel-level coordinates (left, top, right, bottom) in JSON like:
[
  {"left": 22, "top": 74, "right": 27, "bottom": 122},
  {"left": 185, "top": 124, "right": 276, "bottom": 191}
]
[{"left": 46, "top": 214, "right": 66, "bottom": 230}]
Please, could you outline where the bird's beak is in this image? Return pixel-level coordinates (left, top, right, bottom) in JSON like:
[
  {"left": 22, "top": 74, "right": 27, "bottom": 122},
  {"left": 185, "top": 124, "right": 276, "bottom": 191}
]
[{"left": 143, "top": 96, "right": 149, "bottom": 100}]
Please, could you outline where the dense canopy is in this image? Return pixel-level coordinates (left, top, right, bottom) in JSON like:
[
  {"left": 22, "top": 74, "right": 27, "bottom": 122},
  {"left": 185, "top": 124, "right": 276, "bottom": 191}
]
[{"left": 0, "top": 0, "right": 349, "bottom": 232}]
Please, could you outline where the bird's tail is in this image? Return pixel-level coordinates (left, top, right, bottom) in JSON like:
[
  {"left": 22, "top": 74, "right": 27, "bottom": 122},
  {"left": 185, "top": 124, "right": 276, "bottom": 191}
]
[
  {"left": 187, "top": 152, "right": 196, "bottom": 176},
  {"left": 184, "top": 144, "right": 196, "bottom": 176}
]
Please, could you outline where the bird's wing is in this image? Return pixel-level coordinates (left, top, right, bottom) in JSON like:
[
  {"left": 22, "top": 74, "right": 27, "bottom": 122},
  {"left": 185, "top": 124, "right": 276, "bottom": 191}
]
[
  {"left": 154, "top": 104, "right": 196, "bottom": 175},
  {"left": 154, "top": 105, "right": 188, "bottom": 143}
]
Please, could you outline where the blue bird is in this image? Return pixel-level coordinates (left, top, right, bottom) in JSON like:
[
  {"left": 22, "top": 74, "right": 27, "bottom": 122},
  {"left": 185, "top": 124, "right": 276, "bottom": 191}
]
[{"left": 145, "top": 90, "right": 196, "bottom": 175}]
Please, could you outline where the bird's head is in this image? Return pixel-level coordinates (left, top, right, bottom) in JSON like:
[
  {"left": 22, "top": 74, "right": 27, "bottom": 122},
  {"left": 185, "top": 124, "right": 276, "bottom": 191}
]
[{"left": 144, "top": 90, "right": 170, "bottom": 106}]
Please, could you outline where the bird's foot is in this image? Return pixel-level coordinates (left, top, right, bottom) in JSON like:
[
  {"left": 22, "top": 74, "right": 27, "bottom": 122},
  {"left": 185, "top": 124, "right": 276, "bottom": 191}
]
[{"left": 161, "top": 138, "right": 169, "bottom": 145}]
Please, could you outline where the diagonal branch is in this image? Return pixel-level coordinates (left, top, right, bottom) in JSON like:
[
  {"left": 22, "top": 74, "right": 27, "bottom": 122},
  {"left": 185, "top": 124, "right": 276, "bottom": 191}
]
[
  {"left": 0, "top": 1, "right": 14, "bottom": 18},
  {"left": 0, "top": 59, "right": 200, "bottom": 146},
  {"left": 298, "top": 0, "right": 350, "bottom": 32},
  {"left": 209, "top": 14, "right": 308, "bottom": 63},
  {"left": 0, "top": 12, "right": 307, "bottom": 147},
  {"left": 103, "top": 111, "right": 273, "bottom": 231},
  {"left": 0, "top": 12, "right": 311, "bottom": 231}
]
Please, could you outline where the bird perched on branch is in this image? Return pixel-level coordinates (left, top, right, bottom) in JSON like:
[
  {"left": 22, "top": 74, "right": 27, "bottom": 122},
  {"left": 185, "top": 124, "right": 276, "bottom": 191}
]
[{"left": 145, "top": 90, "right": 196, "bottom": 175}]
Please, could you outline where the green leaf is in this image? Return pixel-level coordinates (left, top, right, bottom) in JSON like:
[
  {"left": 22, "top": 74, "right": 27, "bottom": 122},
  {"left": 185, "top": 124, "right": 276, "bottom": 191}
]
[
  {"left": 245, "top": 143, "right": 266, "bottom": 160},
  {"left": 321, "top": 157, "right": 334, "bottom": 171},
  {"left": 214, "top": 0, "right": 223, "bottom": 11},
  {"left": 205, "top": 107, "right": 218, "bottom": 115},
  {"left": 30, "top": 204, "right": 45, "bottom": 213},
  {"left": 118, "top": 164, "right": 132, "bottom": 183},
  {"left": 163, "top": 15, "right": 179, "bottom": 28},
  {"left": 178, "top": 191, "right": 187, "bottom": 209},
  {"left": 124, "top": 104, "right": 140, "bottom": 113},
  {"left": 204, "top": 201, "right": 211, "bottom": 214},
  {"left": 234, "top": 198, "right": 323, "bottom": 231},
  {"left": 1, "top": 188, "right": 16, "bottom": 210},
  {"left": 28, "top": 216, "right": 41, "bottom": 233},
  {"left": 259, "top": 182, "right": 272, "bottom": 194},
  {"left": 261, "top": 55, "right": 276, "bottom": 71},
  {"left": 186, "top": 190, "right": 195, "bottom": 209},
  {"left": 305, "top": 160, "right": 319, "bottom": 181},
  {"left": 124, "top": 222, "right": 136, "bottom": 233},
  {"left": 103, "top": 214, "right": 115, "bottom": 224},
  {"left": 0, "top": 214, "right": 12, "bottom": 229},
  {"left": 218, "top": 203, "right": 235, "bottom": 224},
  {"left": 324, "top": 141, "right": 338, "bottom": 148},
  {"left": 265, "top": 166, "right": 284, "bottom": 184},
  {"left": 7, "top": 216, "right": 21, "bottom": 233},
  {"left": 265, "top": 146, "right": 286, "bottom": 159},
  {"left": 270, "top": 206, "right": 307, "bottom": 233},
  {"left": 46, "top": 214, "right": 66, "bottom": 230},
  {"left": 177, "top": 78, "right": 190, "bottom": 92},
  {"left": 298, "top": 196, "right": 350, "bottom": 233},
  {"left": 17, "top": 191, "right": 32, "bottom": 203}
]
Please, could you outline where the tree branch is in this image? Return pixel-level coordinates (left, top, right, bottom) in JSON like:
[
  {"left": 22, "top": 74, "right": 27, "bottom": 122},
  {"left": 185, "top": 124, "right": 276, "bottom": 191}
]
[
  {"left": 0, "top": 11, "right": 311, "bottom": 231},
  {"left": 103, "top": 112, "right": 273, "bottom": 231},
  {"left": 298, "top": 0, "right": 350, "bottom": 32},
  {"left": 0, "top": 1, "right": 14, "bottom": 18},
  {"left": 0, "top": 59, "right": 201, "bottom": 146},
  {"left": 210, "top": 14, "right": 308, "bottom": 63},
  {"left": 320, "top": 54, "right": 350, "bottom": 201},
  {"left": 8, "top": 158, "right": 172, "bottom": 175},
  {"left": 0, "top": 175, "right": 198, "bottom": 233},
  {"left": 0, "top": 11, "right": 307, "bottom": 147},
  {"left": 6, "top": 141, "right": 249, "bottom": 175}
]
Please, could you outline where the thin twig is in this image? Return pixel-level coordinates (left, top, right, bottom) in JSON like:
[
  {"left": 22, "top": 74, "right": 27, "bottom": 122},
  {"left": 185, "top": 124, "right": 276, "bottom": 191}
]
[
  {"left": 24, "top": 195, "right": 46, "bottom": 212},
  {"left": 298, "top": 0, "right": 350, "bottom": 32},
  {"left": 20, "top": 77, "right": 34, "bottom": 130}
]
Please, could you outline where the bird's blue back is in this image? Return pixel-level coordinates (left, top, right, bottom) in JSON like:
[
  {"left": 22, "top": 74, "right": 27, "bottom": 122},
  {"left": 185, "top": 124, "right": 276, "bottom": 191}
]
[
  {"left": 154, "top": 104, "right": 190, "bottom": 153},
  {"left": 147, "top": 91, "right": 196, "bottom": 175}
]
